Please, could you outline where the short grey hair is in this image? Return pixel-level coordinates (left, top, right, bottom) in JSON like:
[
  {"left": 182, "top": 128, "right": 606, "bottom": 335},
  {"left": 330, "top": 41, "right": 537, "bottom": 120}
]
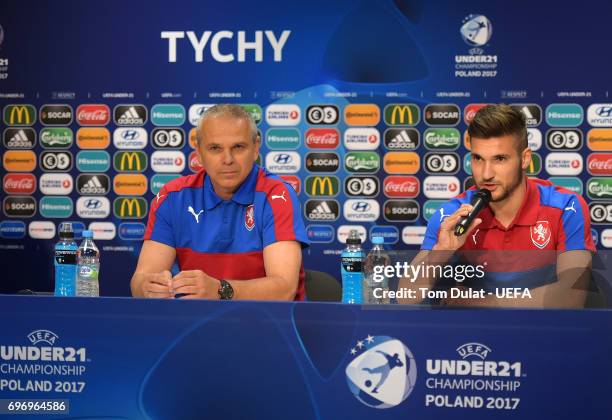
[{"left": 197, "top": 104, "right": 258, "bottom": 144}]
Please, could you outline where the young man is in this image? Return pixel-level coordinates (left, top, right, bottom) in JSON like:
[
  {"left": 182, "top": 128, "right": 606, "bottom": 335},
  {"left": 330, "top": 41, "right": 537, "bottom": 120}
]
[
  {"left": 131, "top": 104, "right": 308, "bottom": 300},
  {"left": 399, "top": 104, "right": 595, "bottom": 307}
]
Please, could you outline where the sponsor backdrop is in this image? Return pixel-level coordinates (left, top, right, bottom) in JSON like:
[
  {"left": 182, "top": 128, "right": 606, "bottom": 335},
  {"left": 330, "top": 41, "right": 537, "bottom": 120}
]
[
  {"left": 0, "top": 296, "right": 610, "bottom": 418},
  {"left": 1, "top": 0, "right": 612, "bottom": 294}
]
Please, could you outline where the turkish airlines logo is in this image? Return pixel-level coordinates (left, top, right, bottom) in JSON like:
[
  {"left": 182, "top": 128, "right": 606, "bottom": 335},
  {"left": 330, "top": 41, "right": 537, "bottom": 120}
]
[
  {"left": 305, "top": 128, "right": 339, "bottom": 149},
  {"left": 3, "top": 174, "right": 36, "bottom": 194},
  {"left": 587, "top": 153, "right": 612, "bottom": 175},
  {"left": 384, "top": 176, "right": 419, "bottom": 198},
  {"left": 151, "top": 151, "right": 186, "bottom": 173},
  {"left": 344, "top": 128, "right": 380, "bottom": 150},
  {"left": 76, "top": 104, "right": 110, "bottom": 126},
  {"left": 265, "top": 104, "right": 301, "bottom": 126},
  {"left": 545, "top": 152, "right": 583, "bottom": 176},
  {"left": 423, "top": 176, "right": 460, "bottom": 199},
  {"left": 39, "top": 173, "right": 73, "bottom": 195}
]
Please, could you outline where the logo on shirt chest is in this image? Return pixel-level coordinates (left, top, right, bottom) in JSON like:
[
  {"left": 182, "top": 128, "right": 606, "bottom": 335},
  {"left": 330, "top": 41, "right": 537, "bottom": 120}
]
[
  {"left": 245, "top": 204, "right": 255, "bottom": 231},
  {"left": 188, "top": 206, "right": 204, "bottom": 224},
  {"left": 530, "top": 220, "right": 551, "bottom": 249}
]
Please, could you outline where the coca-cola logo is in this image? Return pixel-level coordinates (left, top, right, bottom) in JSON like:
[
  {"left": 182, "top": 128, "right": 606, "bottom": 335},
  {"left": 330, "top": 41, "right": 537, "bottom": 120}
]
[
  {"left": 77, "top": 104, "right": 110, "bottom": 125},
  {"left": 305, "top": 128, "right": 339, "bottom": 149},
  {"left": 3, "top": 174, "right": 36, "bottom": 194},
  {"left": 587, "top": 153, "right": 612, "bottom": 175},
  {"left": 384, "top": 176, "right": 419, "bottom": 198}
]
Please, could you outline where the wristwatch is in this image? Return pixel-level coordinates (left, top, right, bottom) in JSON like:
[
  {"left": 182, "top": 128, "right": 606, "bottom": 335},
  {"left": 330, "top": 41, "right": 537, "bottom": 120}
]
[{"left": 218, "top": 279, "right": 234, "bottom": 300}]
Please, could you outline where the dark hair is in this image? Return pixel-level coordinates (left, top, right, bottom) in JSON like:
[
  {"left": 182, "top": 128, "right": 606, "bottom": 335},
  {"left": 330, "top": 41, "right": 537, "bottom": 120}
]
[{"left": 468, "top": 104, "right": 528, "bottom": 152}]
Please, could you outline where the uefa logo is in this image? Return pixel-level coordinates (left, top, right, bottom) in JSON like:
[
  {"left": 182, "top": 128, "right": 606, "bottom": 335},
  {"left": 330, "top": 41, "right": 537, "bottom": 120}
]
[
  {"left": 346, "top": 335, "right": 417, "bottom": 409},
  {"left": 460, "top": 15, "right": 492, "bottom": 47}
]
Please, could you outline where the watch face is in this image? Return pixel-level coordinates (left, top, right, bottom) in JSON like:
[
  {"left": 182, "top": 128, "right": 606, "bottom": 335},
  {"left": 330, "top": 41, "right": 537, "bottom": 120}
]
[{"left": 219, "top": 280, "right": 234, "bottom": 300}]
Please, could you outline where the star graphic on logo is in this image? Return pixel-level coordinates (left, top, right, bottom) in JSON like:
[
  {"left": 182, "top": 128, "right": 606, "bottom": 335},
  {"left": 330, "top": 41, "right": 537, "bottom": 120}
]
[
  {"left": 356, "top": 340, "right": 364, "bottom": 349},
  {"left": 350, "top": 348, "right": 357, "bottom": 355},
  {"left": 366, "top": 335, "right": 374, "bottom": 344}
]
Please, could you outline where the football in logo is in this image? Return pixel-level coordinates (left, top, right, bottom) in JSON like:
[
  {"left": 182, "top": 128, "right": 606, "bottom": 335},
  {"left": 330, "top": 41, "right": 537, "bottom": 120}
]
[
  {"left": 460, "top": 14, "right": 492, "bottom": 47},
  {"left": 245, "top": 204, "right": 255, "bottom": 231},
  {"left": 346, "top": 335, "right": 416, "bottom": 409}
]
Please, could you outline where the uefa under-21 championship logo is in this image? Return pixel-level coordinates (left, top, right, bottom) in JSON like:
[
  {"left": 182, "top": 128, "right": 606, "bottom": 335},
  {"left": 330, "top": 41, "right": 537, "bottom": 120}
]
[
  {"left": 345, "top": 335, "right": 417, "bottom": 408},
  {"left": 460, "top": 15, "right": 492, "bottom": 47}
]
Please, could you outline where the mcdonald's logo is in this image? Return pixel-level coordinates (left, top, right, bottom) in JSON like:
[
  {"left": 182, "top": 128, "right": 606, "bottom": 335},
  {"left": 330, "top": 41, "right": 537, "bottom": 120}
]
[
  {"left": 113, "top": 197, "right": 147, "bottom": 219},
  {"left": 113, "top": 151, "right": 148, "bottom": 172},
  {"left": 384, "top": 104, "right": 420, "bottom": 126},
  {"left": 305, "top": 176, "right": 339, "bottom": 197},
  {"left": 526, "top": 153, "right": 542, "bottom": 176},
  {"left": 3, "top": 105, "right": 36, "bottom": 126}
]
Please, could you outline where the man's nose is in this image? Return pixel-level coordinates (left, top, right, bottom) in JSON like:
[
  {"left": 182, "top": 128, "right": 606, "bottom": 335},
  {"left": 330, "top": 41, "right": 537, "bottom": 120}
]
[
  {"left": 482, "top": 161, "right": 495, "bottom": 180},
  {"left": 221, "top": 149, "right": 234, "bottom": 165}
]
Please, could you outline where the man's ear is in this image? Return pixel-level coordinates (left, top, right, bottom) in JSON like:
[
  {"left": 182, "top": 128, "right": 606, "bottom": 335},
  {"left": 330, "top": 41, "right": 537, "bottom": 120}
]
[{"left": 521, "top": 147, "right": 532, "bottom": 171}]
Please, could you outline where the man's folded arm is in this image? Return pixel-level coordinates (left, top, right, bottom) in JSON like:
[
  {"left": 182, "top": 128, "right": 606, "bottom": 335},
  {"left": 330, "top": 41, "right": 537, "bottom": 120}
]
[
  {"left": 226, "top": 240, "right": 302, "bottom": 301},
  {"left": 130, "top": 240, "right": 176, "bottom": 297}
]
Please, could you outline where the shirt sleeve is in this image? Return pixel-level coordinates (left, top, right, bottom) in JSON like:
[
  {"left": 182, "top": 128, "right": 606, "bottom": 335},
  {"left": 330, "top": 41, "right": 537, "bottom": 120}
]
[
  {"left": 421, "top": 201, "right": 461, "bottom": 250},
  {"left": 143, "top": 188, "right": 175, "bottom": 248},
  {"left": 262, "top": 181, "right": 309, "bottom": 249},
  {"left": 557, "top": 194, "right": 596, "bottom": 252}
]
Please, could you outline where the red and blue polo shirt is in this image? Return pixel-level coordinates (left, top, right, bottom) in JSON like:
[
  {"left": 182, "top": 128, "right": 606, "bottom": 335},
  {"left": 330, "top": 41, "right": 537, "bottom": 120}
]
[
  {"left": 144, "top": 164, "right": 309, "bottom": 300},
  {"left": 422, "top": 177, "right": 595, "bottom": 290}
]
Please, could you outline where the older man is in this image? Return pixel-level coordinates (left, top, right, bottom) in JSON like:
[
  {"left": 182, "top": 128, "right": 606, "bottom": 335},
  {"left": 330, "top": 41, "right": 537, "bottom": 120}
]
[{"left": 131, "top": 104, "right": 308, "bottom": 300}]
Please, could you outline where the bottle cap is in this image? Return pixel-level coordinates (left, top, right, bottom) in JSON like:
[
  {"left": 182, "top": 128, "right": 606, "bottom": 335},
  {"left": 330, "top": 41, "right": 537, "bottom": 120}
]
[
  {"left": 59, "top": 222, "right": 74, "bottom": 239},
  {"left": 371, "top": 236, "right": 384, "bottom": 245},
  {"left": 82, "top": 230, "right": 93, "bottom": 238}
]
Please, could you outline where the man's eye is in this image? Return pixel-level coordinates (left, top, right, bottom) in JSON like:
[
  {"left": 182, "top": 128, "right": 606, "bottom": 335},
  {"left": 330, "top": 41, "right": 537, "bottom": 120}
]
[{"left": 496, "top": 156, "right": 506, "bottom": 162}]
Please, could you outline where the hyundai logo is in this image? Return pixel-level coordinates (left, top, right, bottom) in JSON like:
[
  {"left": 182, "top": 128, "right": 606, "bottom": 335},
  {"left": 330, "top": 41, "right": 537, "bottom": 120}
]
[
  {"left": 352, "top": 202, "right": 371, "bottom": 212},
  {"left": 197, "top": 106, "right": 207, "bottom": 116},
  {"left": 122, "top": 130, "right": 139, "bottom": 140},
  {"left": 84, "top": 199, "right": 102, "bottom": 209},
  {"left": 274, "top": 154, "right": 292, "bottom": 164},
  {"left": 596, "top": 107, "right": 612, "bottom": 117}
]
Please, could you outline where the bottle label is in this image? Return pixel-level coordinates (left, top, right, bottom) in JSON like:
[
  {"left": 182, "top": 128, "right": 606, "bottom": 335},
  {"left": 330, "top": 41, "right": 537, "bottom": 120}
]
[
  {"left": 341, "top": 256, "right": 363, "bottom": 272},
  {"left": 55, "top": 250, "right": 77, "bottom": 265},
  {"left": 79, "top": 265, "right": 99, "bottom": 279}
]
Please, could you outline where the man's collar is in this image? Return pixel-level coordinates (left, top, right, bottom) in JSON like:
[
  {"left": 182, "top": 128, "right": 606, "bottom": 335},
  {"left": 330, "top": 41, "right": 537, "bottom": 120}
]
[
  {"left": 204, "top": 164, "right": 259, "bottom": 210},
  {"left": 477, "top": 177, "right": 539, "bottom": 230}
]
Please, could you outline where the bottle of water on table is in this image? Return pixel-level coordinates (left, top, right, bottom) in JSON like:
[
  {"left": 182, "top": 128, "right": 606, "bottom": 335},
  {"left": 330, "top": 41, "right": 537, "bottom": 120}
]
[
  {"left": 341, "top": 229, "right": 365, "bottom": 304},
  {"left": 54, "top": 222, "right": 78, "bottom": 296},
  {"left": 76, "top": 230, "right": 100, "bottom": 297},
  {"left": 363, "top": 236, "right": 392, "bottom": 304}
]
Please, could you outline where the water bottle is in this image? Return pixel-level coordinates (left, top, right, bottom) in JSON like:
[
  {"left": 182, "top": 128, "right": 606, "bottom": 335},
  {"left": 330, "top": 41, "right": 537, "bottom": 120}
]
[
  {"left": 54, "top": 223, "right": 78, "bottom": 296},
  {"left": 76, "top": 230, "right": 100, "bottom": 297},
  {"left": 341, "top": 230, "right": 365, "bottom": 304},
  {"left": 363, "top": 236, "right": 392, "bottom": 304}
]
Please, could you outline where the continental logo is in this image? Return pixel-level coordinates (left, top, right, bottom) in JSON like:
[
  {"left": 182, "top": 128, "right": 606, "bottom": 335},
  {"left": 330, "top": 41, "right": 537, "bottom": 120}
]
[
  {"left": 3, "top": 105, "right": 36, "bottom": 126},
  {"left": 3, "top": 150, "right": 36, "bottom": 172},
  {"left": 113, "top": 151, "right": 148, "bottom": 172},
  {"left": 113, "top": 174, "right": 148, "bottom": 196},
  {"left": 305, "top": 176, "right": 339, "bottom": 197},
  {"left": 587, "top": 129, "right": 612, "bottom": 151},
  {"left": 113, "top": 197, "right": 148, "bottom": 219},
  {"left": 76, "top": 127, "right": 110, "bottom": 149},
  {"left": 344, "top": 104, "right": 380, "bottom": 126},
  {"left": 383, "top": 152, "right": 420, "bottom": 174},
  {"left": 383, "top": 104, "right": 420, "bottom": 126}
]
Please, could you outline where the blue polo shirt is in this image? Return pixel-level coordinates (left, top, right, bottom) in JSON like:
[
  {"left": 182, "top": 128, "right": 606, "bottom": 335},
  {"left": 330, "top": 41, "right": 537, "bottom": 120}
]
[{"left": 144, "top": 164, "right": 309, "bottom": 300}]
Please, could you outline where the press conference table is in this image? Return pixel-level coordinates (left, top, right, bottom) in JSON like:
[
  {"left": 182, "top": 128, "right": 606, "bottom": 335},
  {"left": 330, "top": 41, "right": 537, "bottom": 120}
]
[{"left": 0, "top": 295, "right": 610, "bottom": 419}]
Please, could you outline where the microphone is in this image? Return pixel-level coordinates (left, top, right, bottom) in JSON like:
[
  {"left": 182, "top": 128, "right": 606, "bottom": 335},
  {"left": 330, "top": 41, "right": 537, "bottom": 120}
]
[{"left": 454, "top": 189, "right": 491, "bottom": 236}]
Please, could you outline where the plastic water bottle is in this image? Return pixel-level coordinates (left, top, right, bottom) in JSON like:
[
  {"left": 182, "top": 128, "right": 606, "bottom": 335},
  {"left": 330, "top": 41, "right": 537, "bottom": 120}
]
[
  {"left": 76, "top": 230, "right": 100, "bottom": 297},
  {"left": 363, "top": 236, "right": 392, "bottom": 304},
  {"left": 341, "top": 230, "right": 365, "bottom": 304},
  {"left": 54, "top": 223, "right": 78, "bottom": 296}
]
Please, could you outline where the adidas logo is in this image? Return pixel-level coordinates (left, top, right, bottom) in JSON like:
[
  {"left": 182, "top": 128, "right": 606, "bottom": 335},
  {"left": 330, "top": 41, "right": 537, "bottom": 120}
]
[
  {"left": 6, "top": 129, "right": 34, "bottom": 148},
  {"left": 117, "top": 106, "right": 145, "bottom": 125},
  {"left": 386, "top": 130, "right": 417, "bottom": 149},
  {"left": 308, "top": 201, "right": 337, "bottom": 220},
  {"left": 80, "top": 176, "right": 107, "bottom": 194}
]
